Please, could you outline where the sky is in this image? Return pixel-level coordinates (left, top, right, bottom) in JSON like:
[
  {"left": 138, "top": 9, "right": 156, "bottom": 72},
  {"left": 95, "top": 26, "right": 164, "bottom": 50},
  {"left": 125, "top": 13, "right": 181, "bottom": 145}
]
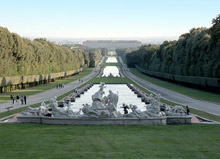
[{"left": 0, "top": 0, "right": 220, "bottom": 39}]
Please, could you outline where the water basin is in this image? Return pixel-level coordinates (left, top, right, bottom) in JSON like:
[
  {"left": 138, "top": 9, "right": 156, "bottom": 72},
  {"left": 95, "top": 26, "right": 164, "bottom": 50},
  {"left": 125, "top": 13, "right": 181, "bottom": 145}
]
[
  {"left": 70, "top": 84, "right": 146, "bottom": 114},
  {"left": 106, "top": 57, "right": 118, "bottom": 63},
  {"left": 102, "top": 66, "right": 120, "bottom": 77}
]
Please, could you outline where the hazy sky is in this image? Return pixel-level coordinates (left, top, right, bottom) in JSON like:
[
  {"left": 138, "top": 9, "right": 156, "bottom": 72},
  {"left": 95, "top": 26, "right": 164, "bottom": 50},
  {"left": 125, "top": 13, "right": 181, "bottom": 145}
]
[{"left": 0, "top": 0, "right": 219, "bottom": 39}]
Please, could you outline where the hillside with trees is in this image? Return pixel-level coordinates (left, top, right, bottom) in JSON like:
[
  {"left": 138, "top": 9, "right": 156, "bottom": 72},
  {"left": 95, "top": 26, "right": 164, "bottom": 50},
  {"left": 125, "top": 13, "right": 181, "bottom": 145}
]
[
  {"left": 0, "top": 27, "right": 102, "bottom": 77},
  {"left": 123, "top": 14, "right": 220, "bottom": 78}
]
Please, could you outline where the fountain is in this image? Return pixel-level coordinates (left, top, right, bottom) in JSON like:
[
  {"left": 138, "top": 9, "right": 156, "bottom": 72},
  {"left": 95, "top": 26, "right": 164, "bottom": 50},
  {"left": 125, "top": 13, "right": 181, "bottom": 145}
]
[
  {"left": 101, "top": 66, "right": 120, "bottom": 77},
  {"left": 17, "top": 83, "right": 191, "bottom": 125},
  {"left": 106, "top": 57, "right": 118, "bottom": 63}
]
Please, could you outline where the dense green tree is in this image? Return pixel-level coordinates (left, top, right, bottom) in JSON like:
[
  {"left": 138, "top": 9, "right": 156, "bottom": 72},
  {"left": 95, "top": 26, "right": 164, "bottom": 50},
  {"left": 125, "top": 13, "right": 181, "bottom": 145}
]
[
  {"left": 101, "top": 48, "right": 108, "bottom": 56},
  {"left": 0, "top": 27, "right": 102, "bottom": 77},
  {"left": 120, "top": 14, "right": 220, "bottom": 78},
  {"left": 210, "top": 14, "right": 220, "bottom": 47}
]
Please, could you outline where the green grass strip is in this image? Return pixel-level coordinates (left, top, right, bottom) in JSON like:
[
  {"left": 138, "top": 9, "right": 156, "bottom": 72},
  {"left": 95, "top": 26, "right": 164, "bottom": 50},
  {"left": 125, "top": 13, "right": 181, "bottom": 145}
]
[{"left": 1, "top": 124, "right": 220, "bottom": 159}]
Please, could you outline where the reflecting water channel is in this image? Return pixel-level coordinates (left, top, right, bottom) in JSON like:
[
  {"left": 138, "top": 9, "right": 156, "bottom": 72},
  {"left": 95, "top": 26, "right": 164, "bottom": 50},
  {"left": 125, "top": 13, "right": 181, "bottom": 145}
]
[
  {"left": 102, "top": 66, "right": 120, "bottom": 77},
  {"left": 106, "top": 57, "right": 118, "bottom": 63},
  {"left": 70, "top": 84, "right": 146, "bottom": 114}
]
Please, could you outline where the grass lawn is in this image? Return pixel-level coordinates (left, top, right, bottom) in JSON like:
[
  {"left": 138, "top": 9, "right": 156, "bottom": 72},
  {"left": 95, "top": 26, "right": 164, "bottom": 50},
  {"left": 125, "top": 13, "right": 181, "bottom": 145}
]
[
  {"left": 0, "top": 124, "right": 219, "bottom": 159},
  {"left": 130, "top": 68, "right": 220, "bottom": 103},
  {"left": 0, "top": 68, "right": 93, "bottom": 102},
  {"left": 101, "top": 62, "right": 121, "bottom": 67}
]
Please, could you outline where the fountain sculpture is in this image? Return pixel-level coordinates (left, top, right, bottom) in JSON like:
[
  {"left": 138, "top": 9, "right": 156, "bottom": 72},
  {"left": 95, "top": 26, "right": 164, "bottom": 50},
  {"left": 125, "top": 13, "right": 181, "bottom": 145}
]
[{"left": 18, "top": 82, "right": 191, "bottom": 125}]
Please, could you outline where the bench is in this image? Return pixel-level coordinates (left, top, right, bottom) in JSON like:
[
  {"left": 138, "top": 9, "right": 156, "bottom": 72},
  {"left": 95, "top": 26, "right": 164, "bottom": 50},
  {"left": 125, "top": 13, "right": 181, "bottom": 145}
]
[{"left": 6, "top": 106, "right": 13, "bottom": 112}]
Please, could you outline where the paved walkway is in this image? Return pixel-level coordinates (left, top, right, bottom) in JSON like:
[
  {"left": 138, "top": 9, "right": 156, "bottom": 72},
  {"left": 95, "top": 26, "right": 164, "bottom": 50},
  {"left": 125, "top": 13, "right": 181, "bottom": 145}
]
[
  {"left": 119, "top": 57, "right": 220, "bottom": 117},
  {"left": 0, "top": 57, "right": 104, "bottom": 113}
]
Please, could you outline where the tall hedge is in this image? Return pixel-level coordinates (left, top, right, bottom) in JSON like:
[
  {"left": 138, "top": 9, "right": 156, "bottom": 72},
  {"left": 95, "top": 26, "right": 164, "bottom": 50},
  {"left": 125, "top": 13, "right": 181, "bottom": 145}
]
[
  {"left": 0, "top": 27, "right": 94, "bottom": 77},
  {"left": 124, "top": 14, "right": 220, "bottom": 78}
]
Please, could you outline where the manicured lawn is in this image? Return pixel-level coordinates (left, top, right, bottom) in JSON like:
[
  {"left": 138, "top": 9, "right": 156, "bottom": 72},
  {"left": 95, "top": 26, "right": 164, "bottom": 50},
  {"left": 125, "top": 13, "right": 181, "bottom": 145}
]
[
  {"left": 101, "top": 62, "right": 121, "bottom": 67},
  {"left": 0, "top": 68, "right": 93, "bottom": 102},
  {"left": 130, "top": 68, "right": 220, "bottom": 103},
  {"left": 0, "top": 124, "right": 219, "bottom": 159}
]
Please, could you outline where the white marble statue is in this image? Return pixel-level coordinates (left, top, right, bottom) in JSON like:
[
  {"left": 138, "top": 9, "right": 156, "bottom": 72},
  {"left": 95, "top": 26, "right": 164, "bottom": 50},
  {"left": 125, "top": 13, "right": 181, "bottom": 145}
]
[
  {"left": 82, "top": 83, "right": 119, "bottom": 118},
  {"left": 106, "top": 90, "right": 119, "bottom": 118},
  {"left": 127, "top": 104, "right": 150, "bottom": 118},
  {"left": 22, "top": 106, "right": 39, "bottom": 116},
  {"left": 165, "top": 105, "right": 187, "bottom": 116},
  {"left": 22, "top": 101, "right": 51, "bottom": 116},
  {"left": 144, "top": 94, "right": 163, "bottom": 117}
]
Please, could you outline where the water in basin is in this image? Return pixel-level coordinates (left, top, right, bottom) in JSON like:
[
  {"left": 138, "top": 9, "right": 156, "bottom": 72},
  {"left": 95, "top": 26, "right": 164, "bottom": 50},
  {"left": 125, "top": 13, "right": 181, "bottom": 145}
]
[
  {"left": 70, "top": 84, "right": 146, "bottom": 114},
  {"left": 102, "top": 66, "right": 120, "bottom": 77},
  {"left": 106, "top": 57, "right": 118, "bottom": 63}
]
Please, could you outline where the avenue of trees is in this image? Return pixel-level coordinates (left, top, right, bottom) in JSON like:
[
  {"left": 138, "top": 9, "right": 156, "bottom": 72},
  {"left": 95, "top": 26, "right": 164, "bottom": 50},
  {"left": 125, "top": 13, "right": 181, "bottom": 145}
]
[
  {"left": 61, "top": 44, "right": 107, "bottom": 66},
  {"left": 123, "top": 14, "right": 220, "bottom": 78},
  {"left": 0, "top": 27, "right": 102, "bottom": 77},
  {"left": 79, "top": 47, "right": 105, "bottom": 67}
]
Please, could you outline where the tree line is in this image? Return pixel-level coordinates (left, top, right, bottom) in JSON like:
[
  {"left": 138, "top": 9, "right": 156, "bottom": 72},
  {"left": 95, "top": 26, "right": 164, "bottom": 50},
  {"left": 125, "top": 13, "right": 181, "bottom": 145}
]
[
  {"left": 119, "top": 14, "right": 220, "bottom": 78},
  {"left": 0, "top": 27, "right": 103, "bottom": 77},
  {"left": 62, "top": 43, "right": 108, "bottom": 66}
]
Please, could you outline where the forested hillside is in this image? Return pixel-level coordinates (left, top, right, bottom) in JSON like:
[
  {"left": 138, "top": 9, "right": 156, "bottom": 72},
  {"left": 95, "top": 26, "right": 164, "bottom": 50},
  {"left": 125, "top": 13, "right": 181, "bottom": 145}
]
[
  {"left": 0, "top": 27, "right": 102, "bottom": 77},
  {"left": 123, "top": 14, "right": 220, "bottom": 78}
]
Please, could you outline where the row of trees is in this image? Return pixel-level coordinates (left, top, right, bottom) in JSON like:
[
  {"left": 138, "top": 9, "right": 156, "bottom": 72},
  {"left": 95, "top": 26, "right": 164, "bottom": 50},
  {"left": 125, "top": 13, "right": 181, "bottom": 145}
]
[
  {"left": 61, "top": 44, "right": 108, "bottom": 66},
  {"left": 123, "top": 14, "right": 220, "bottom": 78},
  {"left": 0, "top": 27, "right": 103, "bottom": 77}
]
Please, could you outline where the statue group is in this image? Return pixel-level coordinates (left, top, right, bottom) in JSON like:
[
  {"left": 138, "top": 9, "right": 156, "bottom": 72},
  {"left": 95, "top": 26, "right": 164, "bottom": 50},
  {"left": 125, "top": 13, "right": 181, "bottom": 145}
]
[
  {"left": 21, "top": 82, "right": 188, "bottom": 119},
  {"left": 82, "top": 82, "right": 119, "bottom": 118}
]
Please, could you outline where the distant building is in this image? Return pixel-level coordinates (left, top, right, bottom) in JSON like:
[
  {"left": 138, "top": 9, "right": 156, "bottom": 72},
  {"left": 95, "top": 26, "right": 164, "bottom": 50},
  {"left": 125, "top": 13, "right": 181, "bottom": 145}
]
[{"left": 83, "top": 40, "right": 142, "bottom": 50}]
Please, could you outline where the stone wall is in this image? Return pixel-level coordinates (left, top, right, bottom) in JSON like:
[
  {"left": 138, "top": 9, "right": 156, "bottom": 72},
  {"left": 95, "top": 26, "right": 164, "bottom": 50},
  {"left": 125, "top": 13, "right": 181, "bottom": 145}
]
[{"left": 17, "top": 116, "right": 191, "bottom": 125}]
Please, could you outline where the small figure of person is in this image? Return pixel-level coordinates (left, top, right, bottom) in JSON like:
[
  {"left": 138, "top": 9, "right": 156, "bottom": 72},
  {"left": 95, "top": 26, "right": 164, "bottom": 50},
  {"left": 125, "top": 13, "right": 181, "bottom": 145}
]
[
  {"left": 121, "top": 103, "right": 129, "bottom": 114},
  {"left": 79, "top": 79, "right": 80, "bottom": 82},
  {"left": 10, "top": 95, "right": 14, "bottom": 104},
  {"left": 24, "top": 95, "right": 27, "bottom": 105},
  {"left": 56, "top": 85, "right": 59, "bottom": 89},
  {"left": 62, "top": 84, "right": 64, "bottom": 88},
  {"left": 20, "top": 96, "right": 24, "bottom": 105},
  {"left": 16, "top": 95, "right": 19, "bottom": 104},
  {"left": 186, "top": 106, "right": 190, "bottom": 115}
]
